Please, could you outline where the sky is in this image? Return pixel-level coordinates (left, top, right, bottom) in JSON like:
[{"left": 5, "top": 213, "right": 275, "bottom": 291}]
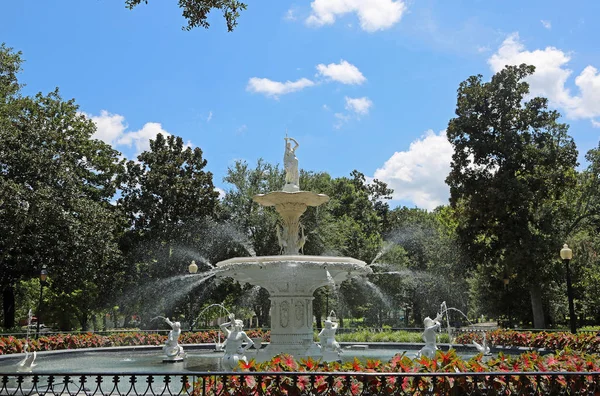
[{"left": 2, "top": 0, "right": 600, "bottom": 210}]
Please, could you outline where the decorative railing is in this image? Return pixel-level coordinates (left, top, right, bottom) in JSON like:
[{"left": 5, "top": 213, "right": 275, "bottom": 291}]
[{"left": 2, "top": 371, "right": 599, "bottom": 395}]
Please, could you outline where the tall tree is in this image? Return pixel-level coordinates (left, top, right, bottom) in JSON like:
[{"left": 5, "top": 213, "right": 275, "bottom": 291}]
[
  {"left": 117, "top": 133, "right": 218, "bottom": 323},
  {"left": 0, "top": 44, "right": 125, "bottom": 328},
  {"left": 125, "top": 0, "right": 247, "bottom": 31},
  {"left": 445, "top": 64, "right": 578, "bottom": 328}
]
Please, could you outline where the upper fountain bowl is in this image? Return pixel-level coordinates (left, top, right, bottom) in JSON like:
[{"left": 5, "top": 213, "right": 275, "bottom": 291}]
[{"left": 254, "top": 191, "right": 329, "bottom": 207}]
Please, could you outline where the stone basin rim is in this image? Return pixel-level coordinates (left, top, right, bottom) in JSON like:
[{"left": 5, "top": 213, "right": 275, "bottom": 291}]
[{"left": 216, "top": 255, "right": 368, "bottom": 268}]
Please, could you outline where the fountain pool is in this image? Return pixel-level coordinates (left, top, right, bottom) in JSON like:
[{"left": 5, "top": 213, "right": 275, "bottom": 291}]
[{"left": 0, "top": 344, "right": 487, "bottom": 374}]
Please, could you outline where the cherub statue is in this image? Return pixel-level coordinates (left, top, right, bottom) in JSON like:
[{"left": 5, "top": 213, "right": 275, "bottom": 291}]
[
  {"left": 318, "top": 318, "right": 341, "bottom": 353},
  {"left": 219, "top": 313, "right": 254, "bottom": 370},
  {"left": 162, "top": 317, "right": 184, "bottom": 359},
  {"left": 418, "top": 312, "right": 442, "bottom": 358}
]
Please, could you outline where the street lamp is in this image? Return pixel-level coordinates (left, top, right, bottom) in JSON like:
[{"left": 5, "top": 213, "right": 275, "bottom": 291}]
[
  {"left": 560, "top": 244, "right": 576, "bottom": 334},
  {"left": 503, "top": 272, "right": 510, "bottom": 328},
  {"left": 35, "top": 265, "right": 49, "bottom": 339},
  {"left": 188, "top": 261, "right": 198, "bottom": 331},
  {"left": 188, "top": 260, "right": 198, "bottom": 274}
]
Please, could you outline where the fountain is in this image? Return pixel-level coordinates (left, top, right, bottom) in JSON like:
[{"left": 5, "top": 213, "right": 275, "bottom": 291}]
[{"left": 215, "top": 136, "right": 372, "bottom": 361}]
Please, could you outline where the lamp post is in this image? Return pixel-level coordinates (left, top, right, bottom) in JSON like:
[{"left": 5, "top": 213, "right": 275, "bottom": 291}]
[
  {"left": 35, "top": 265, "right": 48, "bottom": 339},
  {"left": 560, "top": 244, "right": 576, "bottom": 334},
  {"left": 188, "top": 261, "right": 198, "bottom": 331},
  {"left": 503, "top": 272, "right": 510, "bottom": 328},
  {"left": 325, "top": 287, "right": 329, "bottom": 320},
  {"left": 188, "top": 260, "right": 198, "bottom": 274}
]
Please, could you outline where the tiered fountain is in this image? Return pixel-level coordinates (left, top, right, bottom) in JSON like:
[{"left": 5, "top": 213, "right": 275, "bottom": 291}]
[{"left": 215, "top": 136, "right": 372, "bottom": 361}]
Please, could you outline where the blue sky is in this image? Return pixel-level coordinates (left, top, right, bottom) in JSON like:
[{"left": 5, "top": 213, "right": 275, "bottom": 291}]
[{"left": 2, "top": 0, "right": 599, "bottom": 209}]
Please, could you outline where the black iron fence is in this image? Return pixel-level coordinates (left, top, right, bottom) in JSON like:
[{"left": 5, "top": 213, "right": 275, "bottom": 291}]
[{"left": 2, "top": 371, "right": 599, "bottom": 395}]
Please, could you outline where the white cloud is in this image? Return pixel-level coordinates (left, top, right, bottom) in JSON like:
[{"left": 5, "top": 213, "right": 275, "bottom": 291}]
[
  {"left": 215, "top": 187, "right": 226, "bottom": 200},
  {"left": 316, "top": 60, "right": 366, "bottom": 84},
  {"left": 306, "top": 0, "right": 407, "bottom": 32},
  {"left": 541, "top": 20, "right": 552, "bottom": 29},
  {"left": 373, "top": 130, "right": 452, "bottom": 210},
  {"left": 88, "top": 110, "right": 172, "bottom": 156},
  {"left": 89, "top": 110, "right": 126, "bottom": 144},
  {"left": 236, "top": 124, "right": 247, "bottom": 134},
  {"left": 323, "top": 104, "right": 330, "bottom": 111},
  {"left": 207, "top": 111, "right": 213, "bottom": 122},
  {"left": 345, "top": 96, "right": 373, "bottom": 115},
  {"left": 246, "top": 77, "right": 315, "bottom": 98},
  {"left": 592, "top": 120, "right": 600, "bottom": 128},
  {"left": 488, "top": 33, "right": 600, "bottom": 123},
  {"left": 284, "top": 8, "right": 297, "bottom": 21},
  {"left": 116, "top": 122, "right": 171, "bottom": 154},
  {"left": 333, "top": 112, "right": 351, "bottom": 129}
]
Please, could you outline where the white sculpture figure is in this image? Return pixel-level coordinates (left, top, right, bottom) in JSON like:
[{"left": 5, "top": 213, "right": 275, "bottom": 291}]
[
  {"left": 283, "top": 136, "right": 300, "bottom": 191},
  {"left": 318, "top": 318, "right": 341, "bottom": 353},
  {"left": 297, "top": 224, "right": 307, "bottom": 254},
  {"left": 17, "top": 309, "right": 36, "bottom": 372},
  {"left": 162, "top": 317, "right": 185, "bottom": 360},
  {"left": 220, "top": 313, "right": 254, "bottom": 371},
  {"left": 473, "top": 333, "right": 491, "bottom": 356},
  {"left": 418, "top": 312, "right": 442, "bottom": 358},
  {"left": 276, "top": 224, "right": 288, "bottom": 254},
  {"left": 17, "top": 344, "right": 36, "bottom": 372}
]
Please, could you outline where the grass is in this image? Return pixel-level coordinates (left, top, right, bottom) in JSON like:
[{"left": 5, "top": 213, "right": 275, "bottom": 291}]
[{"left": 321, "top": 329, "right": 451, "bottom": 343}]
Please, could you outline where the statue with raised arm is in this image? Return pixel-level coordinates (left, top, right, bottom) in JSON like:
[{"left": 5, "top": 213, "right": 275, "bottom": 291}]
[
  {"left": 162, "top": 317, "right": 185, "bottom": 360},
  {"left": 418, "top": 312, "right": 442, "bottom": 359},
  {"left": 220, "top": 313, "right": 254, "bottom": 370},
  {"left": 283, "top": 136, "right": 300, "bottom": 191},
  {"left": 318, "top": 318, "right": 341, "bottom": 353}
]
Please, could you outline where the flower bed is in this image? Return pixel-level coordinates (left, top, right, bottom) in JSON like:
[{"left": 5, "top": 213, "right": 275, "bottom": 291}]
[
  {"left": 0, "top": 329, "right": 270, "bottom": 355},
  {"left": 455, "top": 329, "right": 600, "bottom": 353},
  {"left": 193, "top": 350, "right": 600, "bottom": 394}
]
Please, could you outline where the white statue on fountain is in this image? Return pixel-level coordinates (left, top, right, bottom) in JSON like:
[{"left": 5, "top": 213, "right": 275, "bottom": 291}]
[
  {"left": 17, "top": 344, "right": 36, "bottom": 372},
  {"left": 283, "top": 135, "right": 300, "bottom": 192},
  {"left": 17, "top": 309, "right": 36, "bottom": 372},
  {"left": 318, "top": 314, "right": 342, "bottom": 355},
  {"left": 418, "top": 312, "right": 442, "bottom": 359},
  {"left": 473, "top": 333, "right": 491, "bottom": 356},
  {"left": 220, "top": 313, "right": 254, "bottom": 371},
  {"left": 162, "top": 317, "right": 185, "bottom": 361}
]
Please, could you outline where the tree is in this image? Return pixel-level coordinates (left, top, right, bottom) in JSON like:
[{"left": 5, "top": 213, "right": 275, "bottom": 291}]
[
  {"left": 125, "top": 0, "right": 247, "bottom": 31},
  {"left": 445, "top": 64, "right": 579, "bottom": 328},
  {"left": 0, "top": 44, "right": 125, "bottom": 329}
]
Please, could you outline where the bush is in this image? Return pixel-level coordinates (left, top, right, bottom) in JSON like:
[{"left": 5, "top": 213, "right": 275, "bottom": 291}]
[
  {"left": 0, "top": 329, "right": 271, "bottom": 355},
  {"left": 455, "top": 329, "right": 600, "bottom": 353}
]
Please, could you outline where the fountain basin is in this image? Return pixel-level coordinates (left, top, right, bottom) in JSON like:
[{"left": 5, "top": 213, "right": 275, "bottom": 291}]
[{"left": 216, "top": 255, "right": 371, "bottom": 361}]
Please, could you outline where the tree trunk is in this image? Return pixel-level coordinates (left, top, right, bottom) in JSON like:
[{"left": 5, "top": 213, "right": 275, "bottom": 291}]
[
  {"left": 2, "top": 285, "right": 15, "bottom": 329},
  {"left": 530, "top": 284, "right": 546, "bottom": 329}
]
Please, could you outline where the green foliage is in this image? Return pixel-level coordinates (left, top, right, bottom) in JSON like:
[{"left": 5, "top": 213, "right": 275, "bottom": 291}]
[
  {"left": 456, "top": 329, "right": 600, "bottom": 354},
  {"left": 333, "top": 329, "right": 450, "bottom": 343},
  {"left": 125, "top": 0, "right": 247, "bottom": 31},
  {"left": 446, "top": 64, "right": 579, "bottom": 328},
  {"left": 0, "top": 329, "right": 270, "bottom": 355},
  {"left": 0, "top": 44, "right": 125, "bottom": 328}
]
